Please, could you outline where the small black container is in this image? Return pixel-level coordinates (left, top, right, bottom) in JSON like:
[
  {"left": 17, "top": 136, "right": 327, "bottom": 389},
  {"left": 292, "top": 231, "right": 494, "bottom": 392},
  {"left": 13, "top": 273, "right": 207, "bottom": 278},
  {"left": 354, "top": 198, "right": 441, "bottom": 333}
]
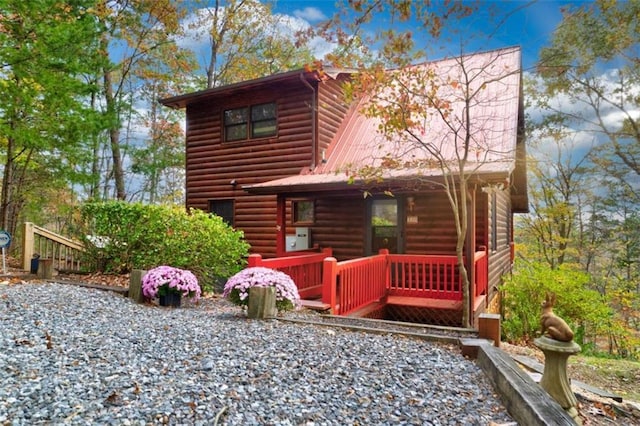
[{"left": 30, "top": 254, "right": 40, "bottom": 274}]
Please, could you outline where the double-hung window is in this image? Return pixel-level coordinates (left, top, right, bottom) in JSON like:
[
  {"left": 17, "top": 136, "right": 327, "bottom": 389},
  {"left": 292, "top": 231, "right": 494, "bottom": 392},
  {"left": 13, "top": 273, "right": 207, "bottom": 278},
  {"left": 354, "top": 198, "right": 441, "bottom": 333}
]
[
  {"left": 223, "top": 108, "right": 248, "bottom": 142},
  {"left": 224, "top": 102, "right": 276, "bottom": 142}
]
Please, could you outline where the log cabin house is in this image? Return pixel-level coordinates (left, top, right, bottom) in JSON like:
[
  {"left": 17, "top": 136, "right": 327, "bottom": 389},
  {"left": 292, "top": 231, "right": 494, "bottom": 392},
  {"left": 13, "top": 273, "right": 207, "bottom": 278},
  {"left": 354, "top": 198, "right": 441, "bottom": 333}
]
[{"left": 160, "top": 46, "right": 528, "bottom": 327}]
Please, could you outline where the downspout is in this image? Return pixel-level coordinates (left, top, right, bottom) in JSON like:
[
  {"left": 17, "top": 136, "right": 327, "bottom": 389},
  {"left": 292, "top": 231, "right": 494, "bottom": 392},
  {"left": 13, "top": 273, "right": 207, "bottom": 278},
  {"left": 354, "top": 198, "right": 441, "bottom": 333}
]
[{"left": 300, "top": 73, "right": 317, "bottom": 170}]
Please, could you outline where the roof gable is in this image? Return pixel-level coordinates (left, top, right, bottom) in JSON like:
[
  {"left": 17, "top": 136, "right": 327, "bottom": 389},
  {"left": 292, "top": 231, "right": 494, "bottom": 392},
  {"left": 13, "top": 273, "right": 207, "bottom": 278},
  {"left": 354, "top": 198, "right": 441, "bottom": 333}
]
[{"left": 159, "top": 67, "right": 356, "bottom": 109}]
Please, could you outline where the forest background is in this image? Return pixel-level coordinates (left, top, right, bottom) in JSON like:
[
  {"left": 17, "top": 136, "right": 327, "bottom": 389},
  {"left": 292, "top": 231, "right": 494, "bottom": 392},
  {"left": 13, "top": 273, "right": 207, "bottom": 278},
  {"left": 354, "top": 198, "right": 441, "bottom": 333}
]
[{"left": 0, "top": 0, "right": 638, "bottom": 356}]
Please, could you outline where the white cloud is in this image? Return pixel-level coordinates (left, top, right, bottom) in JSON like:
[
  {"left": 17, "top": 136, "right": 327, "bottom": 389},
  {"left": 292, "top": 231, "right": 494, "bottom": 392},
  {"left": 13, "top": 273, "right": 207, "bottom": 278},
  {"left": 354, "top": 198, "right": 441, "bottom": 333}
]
[
  {"left": 525, "top": 68, "right": 640, "bottom": 146},
  {"left": 600, "top": 109, "right": 640, "bottom": 131},
  {"left": 293, "top": 7, "right": 327, "bottom": 22}
]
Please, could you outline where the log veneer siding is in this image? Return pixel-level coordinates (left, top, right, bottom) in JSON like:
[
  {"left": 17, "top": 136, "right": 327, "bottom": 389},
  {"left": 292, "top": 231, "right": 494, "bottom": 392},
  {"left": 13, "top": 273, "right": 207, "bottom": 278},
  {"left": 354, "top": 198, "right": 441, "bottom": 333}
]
[{"left": 184, "top": 77, "right": 352, "bottom": 257}]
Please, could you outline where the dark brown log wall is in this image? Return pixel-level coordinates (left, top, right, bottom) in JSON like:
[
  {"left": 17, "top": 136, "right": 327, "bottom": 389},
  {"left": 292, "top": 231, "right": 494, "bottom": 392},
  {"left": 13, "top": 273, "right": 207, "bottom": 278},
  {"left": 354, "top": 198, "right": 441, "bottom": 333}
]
[
  {"left": 311, "top": 196, "right": 366, "bottom": 260},
  {"left": 405, "top": 192, "right": 460, "bottom": 254},
  {"left": 289, "top": 191, "right": 470, "bottom": 260},
  {"left": 488, "top": 189, "right": 512, "bottom": 291},
  {"left": 317, "top": 76, "right": 352, "bottom": 155},
  {"left": 404, "top": 190, "right": 488, "bottom": 255},
  {"left": 287, "top": 190, "right": 489, "bottom": 260},
  {"left": 184, "top": 76, "right": 352, "bottom": 257},
  {"left": 476, "top": 191, "right": 488, "bottom": 249}
]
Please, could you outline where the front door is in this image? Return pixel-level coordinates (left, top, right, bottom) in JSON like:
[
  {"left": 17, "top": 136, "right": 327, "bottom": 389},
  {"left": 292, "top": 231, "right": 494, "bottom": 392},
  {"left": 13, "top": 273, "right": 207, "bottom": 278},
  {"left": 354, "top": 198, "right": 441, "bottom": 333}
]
[{"left": 366, "top": 198, "right": 405, "bottom": 255}]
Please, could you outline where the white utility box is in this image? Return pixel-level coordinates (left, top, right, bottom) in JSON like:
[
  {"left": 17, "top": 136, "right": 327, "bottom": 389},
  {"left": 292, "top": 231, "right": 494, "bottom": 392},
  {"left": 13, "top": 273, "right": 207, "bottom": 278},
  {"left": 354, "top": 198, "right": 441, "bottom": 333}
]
[{"left": 285, "top": 227, "right": 311, "bottom": 252}]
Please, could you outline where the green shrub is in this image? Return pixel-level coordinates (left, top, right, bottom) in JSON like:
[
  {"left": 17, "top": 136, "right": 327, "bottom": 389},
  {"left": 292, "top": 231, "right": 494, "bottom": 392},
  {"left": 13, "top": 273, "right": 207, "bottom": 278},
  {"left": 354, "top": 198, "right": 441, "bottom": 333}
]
[
  {"left": 75, "top": 201, "right": 250, "bottom": 292},
  {"left": 501, "top": 260, "right": 612, "bottom": 345}
]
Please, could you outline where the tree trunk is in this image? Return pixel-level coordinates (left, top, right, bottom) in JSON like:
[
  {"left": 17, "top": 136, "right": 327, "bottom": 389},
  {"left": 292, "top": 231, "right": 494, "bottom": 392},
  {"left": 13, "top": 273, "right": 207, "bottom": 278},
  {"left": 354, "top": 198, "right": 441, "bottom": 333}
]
[
  {"left": 458, "top": 180, "right": 470, "bottom": 328},
  {"left": 88, "top": 88, "right": 101, "bottom": 200},
  {"left": 103, "top": 69, "right": 126, "bottom": 200},
  {"left": 148, "top": 87, "right": 159, "bottom": 203}
]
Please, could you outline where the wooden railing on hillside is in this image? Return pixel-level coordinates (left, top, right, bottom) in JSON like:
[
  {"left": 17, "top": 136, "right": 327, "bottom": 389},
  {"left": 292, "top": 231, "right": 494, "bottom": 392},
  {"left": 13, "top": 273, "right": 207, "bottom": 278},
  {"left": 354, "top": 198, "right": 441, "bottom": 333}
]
[
  {"left": 22, "top": 222, "right": 85, "bottom": 273},
  {"left": 247, "top": 248, "right": 332, "bottom": 299}
]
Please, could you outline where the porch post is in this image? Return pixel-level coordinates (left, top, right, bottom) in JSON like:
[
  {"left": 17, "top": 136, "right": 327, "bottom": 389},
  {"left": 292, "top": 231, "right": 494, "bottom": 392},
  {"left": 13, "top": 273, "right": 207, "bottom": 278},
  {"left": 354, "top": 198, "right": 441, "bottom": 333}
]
[
  {"left": 378, "top": 248, "right": 390, "bottom": 291},
  {"left": 467, "top": 186, "right": 477, "bottom": 327},
  {"left": 322, "top": 257, "right": 338, "bottom": 314},
  {"left": 247, "top": 254, "right": 263, "bottom": 267},
  {"left": 22, "top": 222, "right": 35, "bottom": 272},
  {"left": 276, "top": 194, "right": 286, "bottom": 257}
]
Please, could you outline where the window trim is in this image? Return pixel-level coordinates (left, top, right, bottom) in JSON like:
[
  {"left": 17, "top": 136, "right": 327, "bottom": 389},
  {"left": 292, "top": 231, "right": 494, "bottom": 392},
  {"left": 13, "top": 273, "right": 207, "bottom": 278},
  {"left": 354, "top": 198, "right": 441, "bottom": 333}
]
[{"left": 224, "top": 102, "right": 277, "bottom": 142}]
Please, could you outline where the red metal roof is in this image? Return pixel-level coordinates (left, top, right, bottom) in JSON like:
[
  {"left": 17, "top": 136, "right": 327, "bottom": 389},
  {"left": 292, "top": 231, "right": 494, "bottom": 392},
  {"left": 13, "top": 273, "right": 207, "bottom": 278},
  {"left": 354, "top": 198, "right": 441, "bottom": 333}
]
[{"left": 245, "top": 47, "right": 523, "bottom": 194}]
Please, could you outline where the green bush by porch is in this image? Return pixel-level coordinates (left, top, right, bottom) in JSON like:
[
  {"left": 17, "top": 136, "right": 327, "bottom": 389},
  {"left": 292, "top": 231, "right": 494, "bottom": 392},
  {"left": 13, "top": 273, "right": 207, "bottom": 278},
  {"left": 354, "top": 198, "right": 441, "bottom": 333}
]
[{"left": 76, "top": 201, "right": 250, "bottom": 292}]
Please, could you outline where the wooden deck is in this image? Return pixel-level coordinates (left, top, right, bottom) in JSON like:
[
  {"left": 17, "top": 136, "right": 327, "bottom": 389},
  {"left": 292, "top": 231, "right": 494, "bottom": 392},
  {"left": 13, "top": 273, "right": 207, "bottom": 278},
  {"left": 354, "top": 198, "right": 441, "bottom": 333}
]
[{"left": 247, "top": 248, "right": 490, "bottom": 325}]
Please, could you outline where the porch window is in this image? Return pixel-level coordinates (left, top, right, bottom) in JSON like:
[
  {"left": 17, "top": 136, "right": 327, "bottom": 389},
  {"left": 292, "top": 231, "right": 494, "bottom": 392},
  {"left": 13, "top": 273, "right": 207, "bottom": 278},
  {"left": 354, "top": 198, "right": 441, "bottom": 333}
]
[
  {"left": 224, "top": 102, "right": 277, "bottom": 141},
  {"left": 209, "top": 199, "right": 234, "bottom": 226},
  {"left": 292, "top": 199, "right": 314, "bottom": 224}
]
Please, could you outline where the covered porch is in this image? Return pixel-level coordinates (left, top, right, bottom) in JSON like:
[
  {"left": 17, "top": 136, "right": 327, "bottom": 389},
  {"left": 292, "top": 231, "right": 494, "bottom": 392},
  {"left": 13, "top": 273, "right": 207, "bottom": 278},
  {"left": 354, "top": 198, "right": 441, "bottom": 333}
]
[{"left": 247, "top": 246, "right": 490, "bottom": 328}]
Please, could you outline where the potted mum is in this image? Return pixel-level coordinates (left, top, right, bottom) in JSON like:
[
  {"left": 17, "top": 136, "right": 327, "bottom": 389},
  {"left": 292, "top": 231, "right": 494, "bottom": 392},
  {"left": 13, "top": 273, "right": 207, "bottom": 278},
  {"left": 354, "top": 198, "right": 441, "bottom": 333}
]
[
  {"left": 223, "top": 267, "right": 300, "bottom": 314},
  {"left": 142, "top": 265, "right": 201, "bottom": 307}
]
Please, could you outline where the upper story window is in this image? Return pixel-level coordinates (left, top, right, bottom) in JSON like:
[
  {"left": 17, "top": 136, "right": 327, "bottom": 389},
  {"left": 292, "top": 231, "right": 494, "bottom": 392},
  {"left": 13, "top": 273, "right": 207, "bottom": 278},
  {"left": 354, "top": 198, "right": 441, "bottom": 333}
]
[{"left": 224, "top": 102, "right": 277, "bottom": 142}]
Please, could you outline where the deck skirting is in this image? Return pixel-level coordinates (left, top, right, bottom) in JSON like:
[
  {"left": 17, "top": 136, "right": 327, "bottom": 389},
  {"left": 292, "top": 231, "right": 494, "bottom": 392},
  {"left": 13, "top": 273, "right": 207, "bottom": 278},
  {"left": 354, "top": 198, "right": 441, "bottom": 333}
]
[{"left": 386, "top": 295, "right": 462, "bottom": 310}]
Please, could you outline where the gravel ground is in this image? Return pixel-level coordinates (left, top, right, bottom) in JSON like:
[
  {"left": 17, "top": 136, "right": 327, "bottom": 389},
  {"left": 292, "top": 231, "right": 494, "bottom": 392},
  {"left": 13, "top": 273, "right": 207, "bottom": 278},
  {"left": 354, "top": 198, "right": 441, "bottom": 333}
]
[{"left": 0, "top": 282, "right": 514, "bottom": 425}]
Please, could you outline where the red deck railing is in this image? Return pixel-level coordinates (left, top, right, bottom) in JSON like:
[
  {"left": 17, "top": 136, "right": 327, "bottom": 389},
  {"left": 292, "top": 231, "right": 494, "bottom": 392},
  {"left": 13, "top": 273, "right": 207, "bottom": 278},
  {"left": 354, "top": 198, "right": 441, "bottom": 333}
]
[
  {"left": 322, "top": 249, "right": 489, "bottom": 316},
  {"left": 247, "top": 247, "right": 489, "bottom": 318},
  {"left": 387, "top": 254, "right": 462, "bottom": 300},
  {"left": 331, "top": 253, "right": 388, "bottom": 315},
  {"left": 247, "top": 248, "right": 332, "bottom": 299}
]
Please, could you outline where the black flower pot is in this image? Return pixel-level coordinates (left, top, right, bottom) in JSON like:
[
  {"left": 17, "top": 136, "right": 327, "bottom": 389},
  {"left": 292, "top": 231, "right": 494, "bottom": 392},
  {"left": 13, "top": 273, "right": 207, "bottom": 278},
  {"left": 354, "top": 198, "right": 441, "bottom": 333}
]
[{"left": 159, "top": 292, "right": 182, "bottom": 307}]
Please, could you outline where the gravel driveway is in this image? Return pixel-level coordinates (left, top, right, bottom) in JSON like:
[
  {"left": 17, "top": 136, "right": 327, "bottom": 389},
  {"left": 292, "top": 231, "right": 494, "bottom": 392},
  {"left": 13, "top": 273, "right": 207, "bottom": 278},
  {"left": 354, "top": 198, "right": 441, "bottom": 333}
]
[{"left": 0, "top": 283, "right": 513, "bottom": 425}]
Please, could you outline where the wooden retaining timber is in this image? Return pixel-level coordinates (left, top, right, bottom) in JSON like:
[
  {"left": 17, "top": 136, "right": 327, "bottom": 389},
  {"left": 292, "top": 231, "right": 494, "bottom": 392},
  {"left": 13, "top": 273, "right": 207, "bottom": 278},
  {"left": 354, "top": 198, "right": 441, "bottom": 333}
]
[{"left": 477, "top": 344, "right": 576, "bottom": 425}]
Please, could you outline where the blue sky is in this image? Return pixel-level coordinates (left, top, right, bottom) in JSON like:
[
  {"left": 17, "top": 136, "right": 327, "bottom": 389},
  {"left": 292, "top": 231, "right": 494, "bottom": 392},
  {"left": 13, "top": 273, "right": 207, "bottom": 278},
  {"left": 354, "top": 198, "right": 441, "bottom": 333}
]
[
  {"left": 266, "top": 1, "right": 632, "bottom": 174},
  {"left": 271, "top": 0, "right": 579, "bottom": 71},
  {"left": 175, "top": 1, "right": 616, "bottom": 163}
]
